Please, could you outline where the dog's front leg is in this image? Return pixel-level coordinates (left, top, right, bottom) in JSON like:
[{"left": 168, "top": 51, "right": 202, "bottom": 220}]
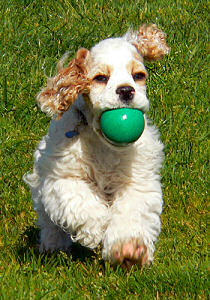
[
  {"left": 102, "top": 182, "right": 163, "bottom": 268},
  {"left": 38, "top": 178, "right": 109, "bottom": 251}
]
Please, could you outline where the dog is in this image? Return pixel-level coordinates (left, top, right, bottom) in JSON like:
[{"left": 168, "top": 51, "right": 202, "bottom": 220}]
[{"left": 24, "top": 24, "right": 169, "bottom": 269}]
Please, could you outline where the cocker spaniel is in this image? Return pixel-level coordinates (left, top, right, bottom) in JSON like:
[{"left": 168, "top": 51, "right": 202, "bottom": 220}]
[{"left": 24, "top": 24, "right": 169, "bottom": 269}]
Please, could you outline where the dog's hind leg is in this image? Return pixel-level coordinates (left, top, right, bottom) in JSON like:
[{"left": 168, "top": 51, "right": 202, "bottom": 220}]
[{"left": 37, "top": 209, "right": 73, "bottom": 253}]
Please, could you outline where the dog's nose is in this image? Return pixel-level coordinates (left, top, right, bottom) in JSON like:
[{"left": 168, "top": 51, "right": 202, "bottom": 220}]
[{"left": 116, "top": 86, "right": 135, "bottom": 104}]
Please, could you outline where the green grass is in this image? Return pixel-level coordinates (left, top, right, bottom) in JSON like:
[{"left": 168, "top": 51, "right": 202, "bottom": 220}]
[{"left": 0, "top": 0, "right": 208, "bottom": 298}]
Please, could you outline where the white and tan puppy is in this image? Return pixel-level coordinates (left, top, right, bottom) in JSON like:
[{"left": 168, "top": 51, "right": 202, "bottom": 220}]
[{"left": 24, "top": 24, "right": 169, "bottom": 269}]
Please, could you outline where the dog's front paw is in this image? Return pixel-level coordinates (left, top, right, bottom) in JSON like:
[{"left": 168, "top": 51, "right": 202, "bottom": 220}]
[{"left": 107, "top": 238, "right": 149, "bottom": 269}]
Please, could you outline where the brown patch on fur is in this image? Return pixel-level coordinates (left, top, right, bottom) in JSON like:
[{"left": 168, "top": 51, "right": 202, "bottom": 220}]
[
  {"left": 126, "top": 60, "right": 147, "bottom": 86},
  {"left": 37, "top": 48, "right": 91, "bottom": 119},
  {"left": 126, "top": 60, "right": 147, "bottom": 75},
  {"left": 134, "top": 24, "right": 169, "bottom": 61},
  {"left": 91, "top": 64, "right": 113, "bottom": 83},
  {"left": 133, "top": 51, "right": 144, "bottom": 63},
  {"left": 82, "top": 94, "right": 92, "bottom": 107}
]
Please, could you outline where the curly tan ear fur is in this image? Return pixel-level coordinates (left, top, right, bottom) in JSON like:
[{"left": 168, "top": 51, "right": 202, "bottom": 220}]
[
  {"left": 124, "top": 24, "right": 169, "bottom": 61},
  {"left": 37, "top": 48, "right": 90, "bottom": 119}
]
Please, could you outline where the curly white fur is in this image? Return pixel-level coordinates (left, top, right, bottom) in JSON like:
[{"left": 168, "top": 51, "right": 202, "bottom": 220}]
[{"left": 24, "top": 24, "right": 168, "bottom": 268}]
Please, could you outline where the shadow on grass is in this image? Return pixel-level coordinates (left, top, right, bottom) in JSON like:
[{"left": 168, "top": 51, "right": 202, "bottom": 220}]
[{"left": 15, "top": 226, "right": 100, "bottom": 267}]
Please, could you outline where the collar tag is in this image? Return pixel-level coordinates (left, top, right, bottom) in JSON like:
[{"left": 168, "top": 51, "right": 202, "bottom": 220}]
[{"left": 65, "top": 131, "right": 79, "bottom": 138}]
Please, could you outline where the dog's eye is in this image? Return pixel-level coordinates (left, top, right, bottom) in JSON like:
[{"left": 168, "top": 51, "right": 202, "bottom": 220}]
[
  {"left": 93, "top": 75, "right": 109, "bottom": 83},
  {"left": 133, "top": 72, "right": 146, "bottom": 81}
]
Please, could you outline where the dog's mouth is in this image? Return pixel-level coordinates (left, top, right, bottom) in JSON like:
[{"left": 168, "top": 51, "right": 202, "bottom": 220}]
[
  {"left": 77, "top": 102, "right": 144, "bottom": 149},
  {"left": 96, "top": 127, "right": 133, "bottom": 149},
  {"left": 79, "top": 109, "right": 127, "bottom": 148},
  {"left": 96, "top": 127, "right": 131, "bottom": 147},
  {"left": 92, "top": 109, "right": 145, "bottom": 148}
]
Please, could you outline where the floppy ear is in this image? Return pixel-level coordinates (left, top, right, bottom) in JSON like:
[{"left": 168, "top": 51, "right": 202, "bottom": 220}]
[
  {"left": 124, "top": 24, "right": 169, "bottom": 61},
  {"left": 37, "top": 48, "right": 90, "bottom": 119}
]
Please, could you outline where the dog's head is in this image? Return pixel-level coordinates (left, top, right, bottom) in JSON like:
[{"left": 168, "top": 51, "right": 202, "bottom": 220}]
[{"left": 37, "top": 24, "right": 169, "bottom": 135}]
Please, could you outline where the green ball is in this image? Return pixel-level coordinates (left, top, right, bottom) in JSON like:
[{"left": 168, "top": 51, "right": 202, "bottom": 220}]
[{"left": 100, "top": 108, "right": 145, "bottom": 146}]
